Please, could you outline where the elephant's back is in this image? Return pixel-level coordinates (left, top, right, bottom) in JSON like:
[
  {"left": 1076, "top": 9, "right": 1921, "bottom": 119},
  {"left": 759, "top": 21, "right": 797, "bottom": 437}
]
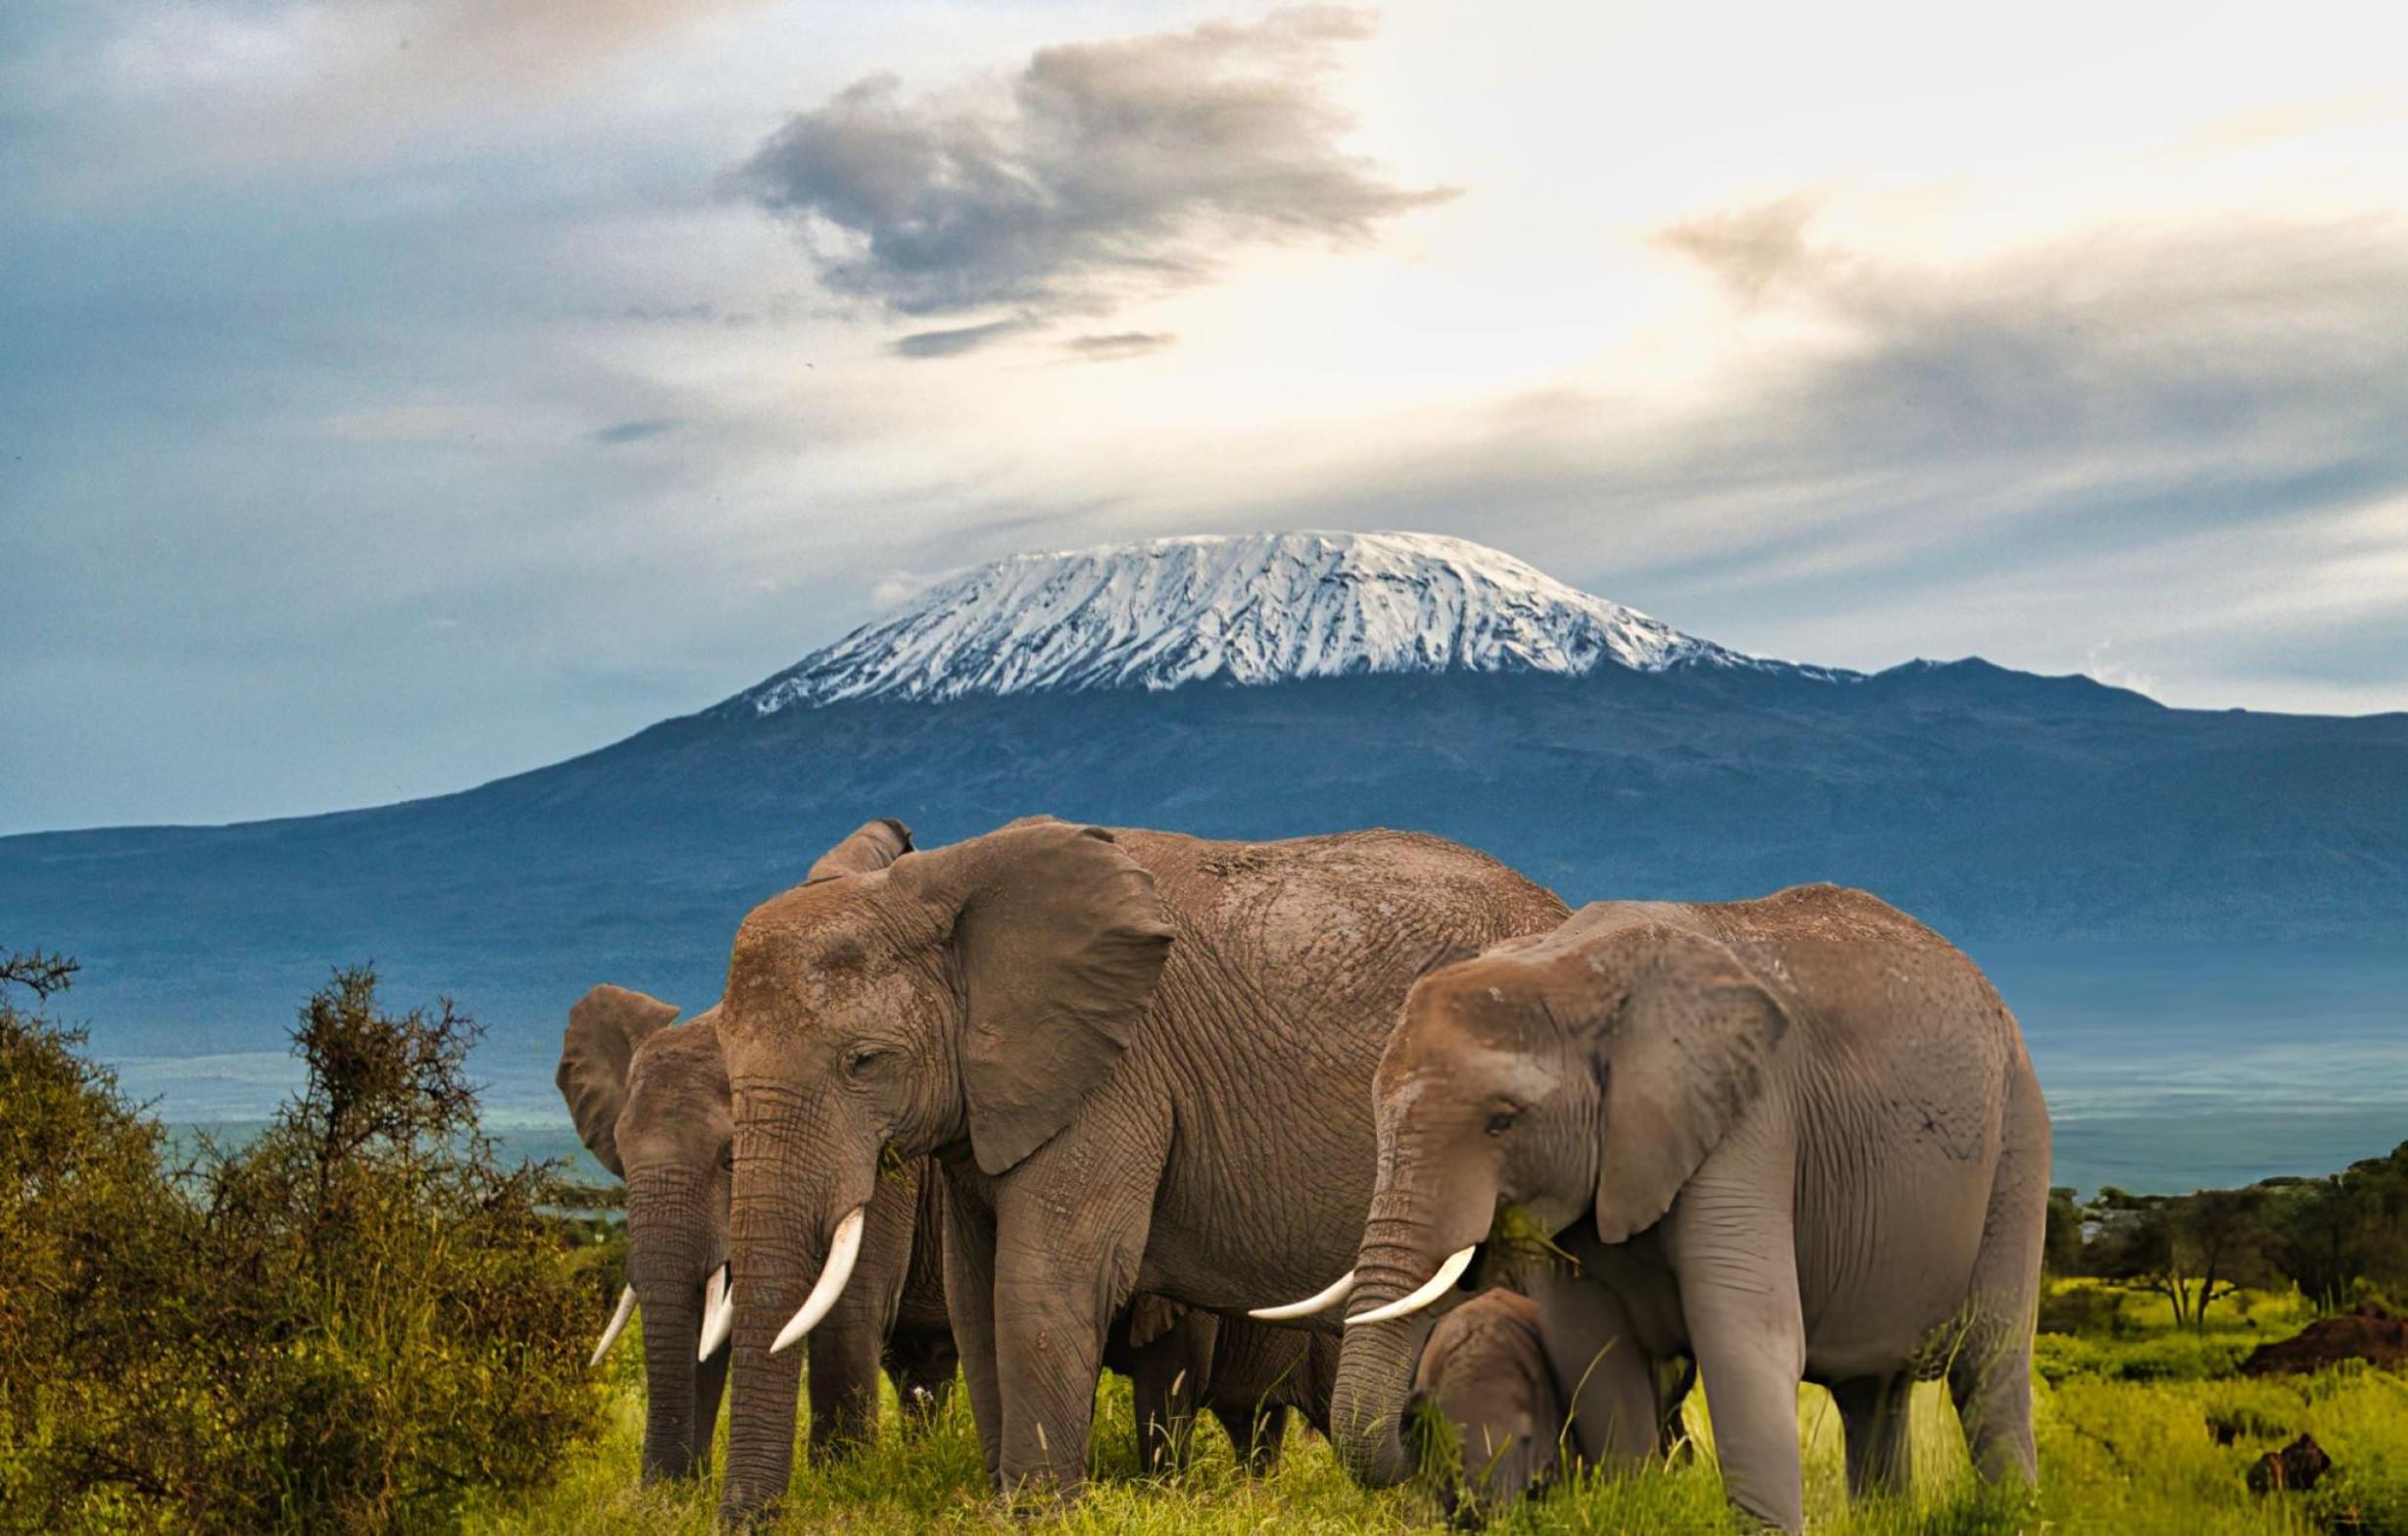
[
  {"left": 1110, "top": 825, "right": 1566, "bottom": 969},
  {"left": 1109, "top": 826, "right": 1562, "bottom": 1310},
  {"left": 1689, "top": 884, "right": 2027, "bottom": 1064}
]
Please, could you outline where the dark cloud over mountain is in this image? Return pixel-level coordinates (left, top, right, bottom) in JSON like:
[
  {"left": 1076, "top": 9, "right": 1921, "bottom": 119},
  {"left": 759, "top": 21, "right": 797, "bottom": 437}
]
[{"left": 732, "top": 7, "right": 1450, "bottom": 336}]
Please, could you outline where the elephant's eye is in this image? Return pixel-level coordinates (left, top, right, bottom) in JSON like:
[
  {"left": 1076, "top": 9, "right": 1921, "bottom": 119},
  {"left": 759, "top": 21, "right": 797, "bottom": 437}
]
[
  {"left": 1485, "top": 1109, "right": 1519, "bottom": 1137},
  {"left": 846, "top": 1044, "right": 896, "bottom": 1077}
]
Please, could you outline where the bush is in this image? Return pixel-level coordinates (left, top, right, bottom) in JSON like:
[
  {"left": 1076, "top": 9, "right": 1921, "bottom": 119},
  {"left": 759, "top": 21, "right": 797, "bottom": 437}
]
[
  {"left": 0, "top": 957, "right": 604, "bottom": 1533},
  {"left": 0, "top": 952, "right": 210, "bottom": 1529}
]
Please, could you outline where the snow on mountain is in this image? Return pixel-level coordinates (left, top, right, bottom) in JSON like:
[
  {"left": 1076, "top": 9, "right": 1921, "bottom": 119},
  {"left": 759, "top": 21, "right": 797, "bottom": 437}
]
[{"left": 735, "top": 531, "right": 1843, "bottom": 714}]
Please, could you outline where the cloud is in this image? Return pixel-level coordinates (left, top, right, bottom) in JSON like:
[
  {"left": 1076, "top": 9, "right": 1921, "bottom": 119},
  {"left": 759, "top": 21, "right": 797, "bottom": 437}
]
[
  {"left": 731, "top": 6, "right": 1450, "bottom": 333},
  {"left": 1656, "top": 197, "right": 1819, "bottom": 306},
  {"left": 1215, "top": 212, "right": 2408, "bottom": 708},
  {"left": 1061, "top": 331, "right": 1177, "bottom": 363},
  {"left": 591, "top": 418, "right": 683, "bottom": 445},
  {"left": 890, "top": 318, "right": 1034, "bottom": 359}
]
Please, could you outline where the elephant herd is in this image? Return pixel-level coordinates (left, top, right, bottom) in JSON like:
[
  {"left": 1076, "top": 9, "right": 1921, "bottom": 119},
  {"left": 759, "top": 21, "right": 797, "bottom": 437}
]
[{"left": 557, "top": 817, "right": 2049, "bottom": 1531}]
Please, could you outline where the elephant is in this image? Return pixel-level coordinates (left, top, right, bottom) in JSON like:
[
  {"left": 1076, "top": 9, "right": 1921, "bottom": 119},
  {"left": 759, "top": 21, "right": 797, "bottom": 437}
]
[
  {"left": 713, "top": 818, "right": 1567, "bottom": 1518},
  {"left": 1406, "top": 1288, "right": 1562, "bottom": 1524},
  {"left": 1402, "top": 1282, "right": 1695, "bottom": 1524},
  {"left": 554, "top": 818, "right": 958, "bottom": 1484},
  {"left": 1272, "top": 884, "right": 2049, "bottom": 1533}
]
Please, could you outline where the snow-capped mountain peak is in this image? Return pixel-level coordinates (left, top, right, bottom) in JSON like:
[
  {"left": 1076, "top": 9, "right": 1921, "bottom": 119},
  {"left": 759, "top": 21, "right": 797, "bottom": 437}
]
[{"left": 735, "top": 531, "right": 1829, "bottom": 713}]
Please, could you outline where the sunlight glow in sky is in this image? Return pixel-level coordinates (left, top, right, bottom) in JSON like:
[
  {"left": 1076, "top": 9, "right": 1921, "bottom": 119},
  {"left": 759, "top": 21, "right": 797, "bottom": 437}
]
[{"left": 4, "top": 0, "right": 2406, "bottom": 829}]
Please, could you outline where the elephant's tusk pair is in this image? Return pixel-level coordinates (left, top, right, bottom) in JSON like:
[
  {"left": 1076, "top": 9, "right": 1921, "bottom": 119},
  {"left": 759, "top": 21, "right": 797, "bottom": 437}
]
[
  {"left": 590, "top": 1284, "right": 638, "bottom": 1367},
  {"left": 1248, "top": 1268, "right": 1357, "bottom": 1320},
  {"left": 769, "top": 1206, "right": 866, "bottom": 1356},
  {"left": 698, "top": 1263, "right": 734, "bottom": 1362},
  {"left": 1348, "top": 1245, "right": 1479, "bottom": 1327}
]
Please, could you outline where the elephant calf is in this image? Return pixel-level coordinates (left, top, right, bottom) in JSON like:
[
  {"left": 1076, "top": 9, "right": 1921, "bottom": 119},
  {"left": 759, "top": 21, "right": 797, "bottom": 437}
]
[
  {"left": 1273, "top": 884, "right": 2049, "bottom": 1534},
  {"left": 1408, "top": 1289, "right": 1562, "bottom": 1524}
]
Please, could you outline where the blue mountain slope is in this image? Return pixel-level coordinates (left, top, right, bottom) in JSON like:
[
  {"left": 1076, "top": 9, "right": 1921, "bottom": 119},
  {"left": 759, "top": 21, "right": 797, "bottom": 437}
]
[{"left": 2, "top": 534, "right": 2401, "bottom": 1114}]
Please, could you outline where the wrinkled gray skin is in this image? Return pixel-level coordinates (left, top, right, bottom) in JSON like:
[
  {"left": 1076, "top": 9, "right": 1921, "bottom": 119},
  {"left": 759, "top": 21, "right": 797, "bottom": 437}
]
[
  {"left": 1330, "top": 886, "right": 2049, "bottom": 1533},
  {"left": 555, "top": 820, "right": 956, "bottom": 1485},
  {"left": 1409, "top": 1290, "right": 1561, "bottom": 1525},
  {"left": 714, "top": 818, "right": 1565, "bottom": 1519}
]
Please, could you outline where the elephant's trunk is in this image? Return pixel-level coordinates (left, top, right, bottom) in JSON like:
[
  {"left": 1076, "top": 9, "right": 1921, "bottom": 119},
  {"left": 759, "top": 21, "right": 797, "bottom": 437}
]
[
  {"left": 626, "top": 1169, "right": 713, "bottom": 1483},
  {"left": 1329, "top": 1208, "right": 1450, "bottom": 1488},
  {"left": 720, "top": 1095, "right": 859, "bottom": 1525}
]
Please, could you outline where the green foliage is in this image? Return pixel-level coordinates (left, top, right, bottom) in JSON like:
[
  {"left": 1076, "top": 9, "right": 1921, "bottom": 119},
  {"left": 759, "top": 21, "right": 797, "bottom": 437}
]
[
  {"left": 2059, "top": 1153, "right": 2408, "bottom": 1329},
  {"left": 0, "top": 950, "right": 209, "bottom": 1529},
  {"left": 0, "top": 956, "right": 604, "bottom": 1533},
  {"left": 2042, "top": 1185, "right": 2086, "bottom": 1278}
]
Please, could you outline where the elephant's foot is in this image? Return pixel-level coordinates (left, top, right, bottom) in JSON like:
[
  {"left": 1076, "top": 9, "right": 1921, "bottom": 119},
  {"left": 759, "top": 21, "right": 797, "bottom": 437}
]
[{"left": 992, "top": 1473, "right": 1080, "bottom": 1522}]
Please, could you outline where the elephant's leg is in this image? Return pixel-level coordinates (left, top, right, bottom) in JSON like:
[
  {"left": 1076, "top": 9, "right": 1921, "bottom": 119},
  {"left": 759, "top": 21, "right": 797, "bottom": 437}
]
[
  {"left": 942, "top": 1176, "right": 1007, "bottom": 1488},
  {"left": 1669, "top": 1164, "right": 1808, "bottom": 1533},
  {"left": 1831, "top": 1372, "right": 1913, "bottom": 1500},
  {"left": 1528, "top": 1273, "right": 1659, "bottom": 1472},
  {"left": 808, "top": 1164, "right": 918, "bottom": 1457},
  {"left": 1950, "top": 1065, "right": 2047, "bottom": 1487},
  {"left": 1211, "top": 1400, "right": 1289, "bottom": 1476},
  {"left": 1124, "top": 1313, "right": 1213, "bottom": 1476},
  {"left": 989, "top": 1156, "right": 1156, "bottom": 1502},
  {"left": 1192, "top": 1315, "right": 1306, "bottom": 1474}
]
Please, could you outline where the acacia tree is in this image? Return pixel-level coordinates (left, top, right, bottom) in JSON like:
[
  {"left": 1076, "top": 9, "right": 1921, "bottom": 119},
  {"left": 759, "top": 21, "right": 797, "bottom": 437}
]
[{"left": 2087, "top": 1186, "right": 2277, "bottom": 1331}]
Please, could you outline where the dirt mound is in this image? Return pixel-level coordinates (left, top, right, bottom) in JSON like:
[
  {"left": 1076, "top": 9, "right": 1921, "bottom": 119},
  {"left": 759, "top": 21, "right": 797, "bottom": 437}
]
[{"left": 2239, "top": 1304, "right": 2408, "bottom": 1377}]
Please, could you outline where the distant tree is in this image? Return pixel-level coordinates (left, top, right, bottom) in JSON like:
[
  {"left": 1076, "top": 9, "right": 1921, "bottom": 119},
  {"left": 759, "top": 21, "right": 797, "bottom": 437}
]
[
  {"left": 2264, "top": 1174, "right": 2361, "bottom": 1313},
  {"left": 2042, "top": 1185, "right": 2088, "bottom": 1277},
  {"left": 2085, "top": 1186, "right": 2277, "bottom": 1331},
  {"left": 2256, "top": 1146, "right": 2408, "bottom": 1313}
]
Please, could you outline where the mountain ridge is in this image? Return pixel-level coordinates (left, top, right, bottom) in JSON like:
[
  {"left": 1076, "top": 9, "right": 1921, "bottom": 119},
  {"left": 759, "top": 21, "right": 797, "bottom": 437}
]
[{"left": 2, "top": 533, "right": 2403, "bottom": 1123}]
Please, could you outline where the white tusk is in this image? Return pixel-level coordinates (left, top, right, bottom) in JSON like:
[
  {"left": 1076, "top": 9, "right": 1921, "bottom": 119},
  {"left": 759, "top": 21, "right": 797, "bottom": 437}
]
[
  {"left": 769, "top": 1206, "right": 865, "bottom": 1356},
  {"left": 1346, "top": 1245, "right": 1477, "bottom": 1328},
  {"left": 698, "top": 1265, "right": 734, "bottom": 1362},
  {"left": 590, "top": 1284, "right": 637, "bottom": 1367},
  {"left": 1249, "top": 1268, "right": 1358, "bottom": 1320}
]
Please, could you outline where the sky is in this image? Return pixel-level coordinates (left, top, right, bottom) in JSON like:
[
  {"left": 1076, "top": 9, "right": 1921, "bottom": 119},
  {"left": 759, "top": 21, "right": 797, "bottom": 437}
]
[{"left": 5, "top": 0, "right": 2407, "bottom": 833}]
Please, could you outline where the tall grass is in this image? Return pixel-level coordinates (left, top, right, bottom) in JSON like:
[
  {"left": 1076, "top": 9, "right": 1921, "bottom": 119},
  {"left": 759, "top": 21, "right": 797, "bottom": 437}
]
[{"left": 475, "top": 1289, "right": 2408, "bottom": 1535}]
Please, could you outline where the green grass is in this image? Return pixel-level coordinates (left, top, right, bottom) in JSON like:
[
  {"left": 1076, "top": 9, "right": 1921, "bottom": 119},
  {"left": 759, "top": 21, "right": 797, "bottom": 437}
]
[{"left": 471, "top": 1290, "right": 2408, "bottom": 1534}]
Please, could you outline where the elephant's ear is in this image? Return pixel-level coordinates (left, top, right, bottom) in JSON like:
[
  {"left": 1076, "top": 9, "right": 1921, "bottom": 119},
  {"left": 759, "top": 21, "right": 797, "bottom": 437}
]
[
  {"left": 909, "top": 821, "right": 1174, "bottom": 1175},
  {"left": 556, "top": 984, "right": 681, "bottom": 1178},
  {"left": 1126, "top": 1293, "right": 1194, "bottom": 1352},
  {"left": 807, "top": 818, "right": 914, "bottom": 883},
  {"left": 1585, "top": 925, "right": 1788, "bottom": 1244}
]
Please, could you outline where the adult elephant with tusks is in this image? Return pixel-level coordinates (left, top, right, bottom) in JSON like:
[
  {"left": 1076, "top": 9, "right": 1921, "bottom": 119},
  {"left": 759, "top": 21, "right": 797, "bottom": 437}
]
[
  {"left": 1266, "top": 885, "right": 2049, "bottom": 1533},
  {"left": 555, "top": 819, "right": 955, "bottom": 1485},
  {"left": 713, "top": 818, "right": 1566, "bottom": 1521}
]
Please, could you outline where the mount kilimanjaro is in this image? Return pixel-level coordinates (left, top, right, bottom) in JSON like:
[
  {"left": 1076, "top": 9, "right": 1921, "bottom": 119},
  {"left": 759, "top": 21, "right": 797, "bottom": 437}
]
[{"left": 3, "top": 530, "right": 2402, "bottom": 1115}]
